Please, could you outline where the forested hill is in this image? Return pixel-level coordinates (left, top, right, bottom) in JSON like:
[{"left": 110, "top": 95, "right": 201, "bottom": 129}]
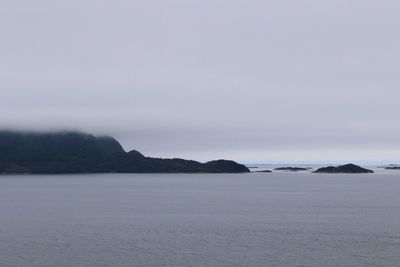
[{"left": 0, "top": 131, "right": 250, "bottom": 174}]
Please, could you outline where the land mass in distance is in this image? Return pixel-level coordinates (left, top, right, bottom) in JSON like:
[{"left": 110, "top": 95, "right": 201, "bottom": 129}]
[{"left": 0, "top": 131, "right": 250, "bottom": 174}]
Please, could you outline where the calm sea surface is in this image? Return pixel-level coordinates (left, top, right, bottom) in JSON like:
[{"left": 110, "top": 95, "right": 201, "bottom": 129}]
[{"left": 0, "top": 172, "right": 400, "bottom": 267}]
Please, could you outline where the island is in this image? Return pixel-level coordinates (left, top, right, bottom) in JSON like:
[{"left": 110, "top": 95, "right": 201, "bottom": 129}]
[
  {"left": 385, "top": 166, "right": 400, "bottom": 170},
  {"left": 314, "top": 164, "right": 373, "bottom": 174},
  {"left": 274, "top": 167, "right": 309, "bottom": 171},
  {"left": 0, "top": 131, "right": 250, "bottom": 174}
]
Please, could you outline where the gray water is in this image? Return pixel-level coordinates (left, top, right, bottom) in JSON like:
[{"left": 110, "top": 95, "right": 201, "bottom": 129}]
[{"left": 0, "top": 172, "right": 400, "bottom": 267}]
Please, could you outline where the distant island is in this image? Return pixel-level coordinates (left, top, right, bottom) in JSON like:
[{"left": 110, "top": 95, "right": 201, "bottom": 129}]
[
  {"left": 314, "top": 164, "right": 373, "bottom": 174},
  {"left": 385, "top": 166, "right": 400, "bottom": 170},
  {"left": 0, "top": 131, "right": 250, "bottom": 174},
  {"left": 274, "top": 167, "right": 309, "bottom": 171},
  {"left": 254, "top": 170, "right": 273, "bottom": 173}
]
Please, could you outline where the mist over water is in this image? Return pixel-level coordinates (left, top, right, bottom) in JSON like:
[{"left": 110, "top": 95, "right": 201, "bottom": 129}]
[
  {"left": 2, "top": 0, "right": 400, "bottom": 162},
  {"left": 1, "top": 172, "right": 399, "bottom": 267},
  {"left": 2, "top": 1, "right": 400, "bottom": 266}
]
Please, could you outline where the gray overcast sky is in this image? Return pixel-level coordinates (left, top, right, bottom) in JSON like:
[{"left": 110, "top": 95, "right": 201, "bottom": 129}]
[{"left": 1, "top": 0, "right": 400, "bottom": 163}]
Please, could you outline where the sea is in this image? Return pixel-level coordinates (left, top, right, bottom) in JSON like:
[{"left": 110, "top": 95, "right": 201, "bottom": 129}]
[{"left": 0, "top": 167, "right": 399, "bottom": 266}]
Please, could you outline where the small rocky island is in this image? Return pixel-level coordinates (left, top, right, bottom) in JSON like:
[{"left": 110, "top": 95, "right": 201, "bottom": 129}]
[
  {"left": 314, "top": 164, "right": 373, "bottom": 174},
  {"left": 254, "top": 170, "right": 273, "bottom": 173},
  {"left": 274, "top": 167, "right": 309, "bottom": 171},
  {"left": 385, "top": 166, "right": 400, "bottom": 170},
  {"left": 0, "top": 131, "right": 250, "bottom": 174}
]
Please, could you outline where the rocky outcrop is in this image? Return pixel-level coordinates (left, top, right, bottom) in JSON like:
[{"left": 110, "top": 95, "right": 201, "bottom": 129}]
[{"left": 314, "top": 164, "right": 373, "bottom": 174}]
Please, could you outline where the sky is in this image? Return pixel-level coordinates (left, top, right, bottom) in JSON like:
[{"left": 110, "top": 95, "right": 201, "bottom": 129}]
[{"left": 1, "top": 0, "right": 400, "bottom": 164}]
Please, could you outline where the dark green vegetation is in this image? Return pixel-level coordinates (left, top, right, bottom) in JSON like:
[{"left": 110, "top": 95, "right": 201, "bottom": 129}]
[
  {"left": 314, "top": 164, "right": 373, "bottom": 174},
  {"left": 274, "top": 167, "right": 309, "bottom": 171},
  {"left": 0, "top": 131, "right": 250, "bottom": 174}
]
